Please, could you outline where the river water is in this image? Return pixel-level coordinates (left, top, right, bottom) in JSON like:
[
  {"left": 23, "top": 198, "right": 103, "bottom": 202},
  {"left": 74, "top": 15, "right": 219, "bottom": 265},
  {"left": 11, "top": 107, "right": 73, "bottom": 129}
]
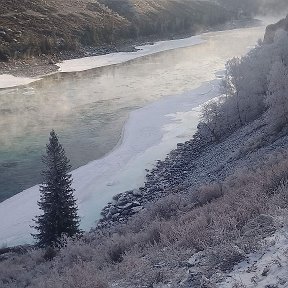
[{"left": 0, "top": 26, "right": 265, "bottom": 202}]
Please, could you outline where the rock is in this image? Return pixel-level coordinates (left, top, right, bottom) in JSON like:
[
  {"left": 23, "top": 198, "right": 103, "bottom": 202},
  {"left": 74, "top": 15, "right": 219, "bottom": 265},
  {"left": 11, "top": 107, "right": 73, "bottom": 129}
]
[
  {"left": 262, "top": 266, "right": 270, "bottom": 277},
  {"left": 131, "top": 206, "right": 143, "bottom": 214},
  {"left": 105, "top": 212, "right": 112, "bottom": 220},
  {"left": 109, "top": 206, "right": 118, "bottom": 215},
  {"left": 132, "top": 189, "right": 142, "bottom": 197},
  {"left": 112, "top": 193, "right": 122, "bottom": 201},
  {"left": 120, "top": 209, "right": 130, "bottom": 216},
  {"left": 112, "top": 213, "right": 120, "bottom": 220},
  {"left": 117, "top": 202, "right": 134, "bottom": 210},
  {"left": 117, "top": 197, "right": 128, "bottom": 206}
]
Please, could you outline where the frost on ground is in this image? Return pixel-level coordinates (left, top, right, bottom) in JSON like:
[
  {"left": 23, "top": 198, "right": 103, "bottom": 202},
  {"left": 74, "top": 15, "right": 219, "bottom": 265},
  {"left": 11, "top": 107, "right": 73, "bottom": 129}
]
[{"left": 220, "top": 227, "right": 288, "bottom": 288}]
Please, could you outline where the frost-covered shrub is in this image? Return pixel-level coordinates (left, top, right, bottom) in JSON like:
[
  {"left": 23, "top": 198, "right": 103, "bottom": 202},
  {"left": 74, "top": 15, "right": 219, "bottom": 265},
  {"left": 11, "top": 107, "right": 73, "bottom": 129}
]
[
  {"left": 146, "top": 194, "right": 183, "bottom": 220},
  {"left": 194, "top": 183, "right": 224, "bottom": 206},
  {"left": 199, "top": 28, "right": 288, "bottom": 140},
  {"left": 208, "top": 244, "right": 246, "bottom": 272}
]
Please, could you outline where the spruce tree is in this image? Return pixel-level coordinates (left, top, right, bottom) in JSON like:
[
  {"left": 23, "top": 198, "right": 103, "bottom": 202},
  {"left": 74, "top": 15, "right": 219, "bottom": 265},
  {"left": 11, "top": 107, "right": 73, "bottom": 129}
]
[{"left": 33, "top": 130, "right": 80, "bottom": 247}]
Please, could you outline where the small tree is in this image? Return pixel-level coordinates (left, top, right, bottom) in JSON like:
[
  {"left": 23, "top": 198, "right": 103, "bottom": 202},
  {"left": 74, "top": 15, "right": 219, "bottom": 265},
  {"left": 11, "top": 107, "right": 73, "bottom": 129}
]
[{"left": 33, "top": 130, "right": 81, "bottom": 247}]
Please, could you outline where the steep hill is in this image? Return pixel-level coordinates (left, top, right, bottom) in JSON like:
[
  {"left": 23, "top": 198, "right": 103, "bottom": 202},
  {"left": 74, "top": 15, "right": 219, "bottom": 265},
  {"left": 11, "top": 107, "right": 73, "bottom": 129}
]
[{"left": 0, "top": 0, "right": 231, "bottom": 61}]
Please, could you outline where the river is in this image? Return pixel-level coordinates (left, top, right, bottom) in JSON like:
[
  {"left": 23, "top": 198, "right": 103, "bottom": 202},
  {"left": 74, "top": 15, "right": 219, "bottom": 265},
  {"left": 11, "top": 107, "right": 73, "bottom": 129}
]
[{"left": 0, "top": 26, "right": 265, "bottom": 203}]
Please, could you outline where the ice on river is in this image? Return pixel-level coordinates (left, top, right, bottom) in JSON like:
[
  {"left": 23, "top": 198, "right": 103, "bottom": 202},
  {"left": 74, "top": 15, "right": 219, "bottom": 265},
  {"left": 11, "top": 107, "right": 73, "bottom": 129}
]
[
  {"left": 0, "top": 74, "right": 41, "bottom": 89},
  {"left": 56, "top": 35, "right": 204, "bottom": 72},
  {"left": 0, "top": 80, "right": 219, "bottom": 247}
]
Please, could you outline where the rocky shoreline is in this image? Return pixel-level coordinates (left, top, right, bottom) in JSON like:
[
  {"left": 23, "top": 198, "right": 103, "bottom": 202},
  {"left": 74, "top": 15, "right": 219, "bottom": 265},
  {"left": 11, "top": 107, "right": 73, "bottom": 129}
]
[
  {"left": 97, "top": 113, "right": 288, "bottom": 230},
  {"left": 97, "top": 131, "right": 213, "bottom": 229},
  {"left": 96, "top": 125, "right": 206, "bottom": 224}
]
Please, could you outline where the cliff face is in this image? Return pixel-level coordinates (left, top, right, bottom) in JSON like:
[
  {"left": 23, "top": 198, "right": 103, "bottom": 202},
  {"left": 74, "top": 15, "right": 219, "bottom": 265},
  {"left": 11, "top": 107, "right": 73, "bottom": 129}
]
[
  {"left": 264, "top": 15, "right": 288, "bottom": 43},
  {"left": 0, "top": 0, "right": 231, "bottom": 61}
]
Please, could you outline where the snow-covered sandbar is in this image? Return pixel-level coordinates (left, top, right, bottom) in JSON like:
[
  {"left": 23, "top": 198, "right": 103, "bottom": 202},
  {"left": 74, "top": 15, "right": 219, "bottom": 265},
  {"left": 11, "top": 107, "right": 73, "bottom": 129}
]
[
  {"left": 57, "top": 35, "right": 204, "bottom": 72},
  {"left": 0, "top": 80, "right": 219, "bottom": 247}
]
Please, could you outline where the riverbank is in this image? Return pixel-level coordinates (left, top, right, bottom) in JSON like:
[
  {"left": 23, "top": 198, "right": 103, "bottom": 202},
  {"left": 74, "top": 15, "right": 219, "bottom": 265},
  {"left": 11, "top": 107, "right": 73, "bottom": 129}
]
[
  {"left": 97, "top": 104, "right": 288, "bottom": 229},
  {"left": 0, "top": 18, "right": 261, "bottom": 85},
  {"left": 0, "top": 33, "right": 205, "bottom": 88}
]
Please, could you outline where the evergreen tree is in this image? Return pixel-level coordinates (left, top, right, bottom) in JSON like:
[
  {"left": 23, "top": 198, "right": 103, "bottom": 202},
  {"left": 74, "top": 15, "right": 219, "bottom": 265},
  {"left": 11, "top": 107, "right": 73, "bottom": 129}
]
[{"left": 32, "top": 130, "right": 80, "bottom": 247}]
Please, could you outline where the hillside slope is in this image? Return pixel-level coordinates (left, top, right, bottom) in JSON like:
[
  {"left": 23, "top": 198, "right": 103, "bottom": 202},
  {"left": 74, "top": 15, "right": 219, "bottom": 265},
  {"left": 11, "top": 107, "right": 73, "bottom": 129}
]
[
  {"left": 0, "top": 0, "right": 129, "bottom": 61},
  {"left": 0, "top": 0, "right": 231, "bottom": 61}
]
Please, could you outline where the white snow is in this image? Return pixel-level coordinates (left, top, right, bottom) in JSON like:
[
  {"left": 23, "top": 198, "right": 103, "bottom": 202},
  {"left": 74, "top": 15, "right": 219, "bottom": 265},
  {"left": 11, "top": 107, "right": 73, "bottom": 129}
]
[
  {"left": 0, "top": 80, "right": 219, "bottom": 247},
  {"left": 219, "top": 226, "right": 288, "bottom": 287},
  {"left": 0, "top": 74, "right": 41, "bottom": 89},
  {"left": 57, "top": 35, "right": 204, "bottom": 73}
]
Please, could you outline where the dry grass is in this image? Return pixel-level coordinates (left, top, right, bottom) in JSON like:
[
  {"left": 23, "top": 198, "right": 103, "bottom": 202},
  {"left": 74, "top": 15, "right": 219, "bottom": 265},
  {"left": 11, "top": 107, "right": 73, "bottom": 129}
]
[{"left": 0, "top": 0, "right": 231, "bottom": 60}]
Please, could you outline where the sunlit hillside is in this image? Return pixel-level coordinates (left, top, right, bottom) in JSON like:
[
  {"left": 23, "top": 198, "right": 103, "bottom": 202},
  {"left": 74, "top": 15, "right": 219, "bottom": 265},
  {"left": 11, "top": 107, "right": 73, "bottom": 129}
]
[{"left": 0, "top": 0, "right": 231, "bottom": 61}]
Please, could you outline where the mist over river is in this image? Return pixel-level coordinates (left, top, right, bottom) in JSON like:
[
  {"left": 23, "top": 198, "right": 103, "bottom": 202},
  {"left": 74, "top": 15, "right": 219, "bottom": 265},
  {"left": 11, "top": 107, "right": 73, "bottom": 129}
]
[{"left": 0, "top": 25, "right": 265, "bottom": 202}]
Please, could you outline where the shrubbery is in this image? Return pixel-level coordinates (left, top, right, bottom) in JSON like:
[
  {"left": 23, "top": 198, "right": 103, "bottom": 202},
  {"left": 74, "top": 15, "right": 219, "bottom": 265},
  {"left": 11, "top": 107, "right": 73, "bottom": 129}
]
[{"left": 199, "top": 28, "right": 288, "bottom": 141}]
